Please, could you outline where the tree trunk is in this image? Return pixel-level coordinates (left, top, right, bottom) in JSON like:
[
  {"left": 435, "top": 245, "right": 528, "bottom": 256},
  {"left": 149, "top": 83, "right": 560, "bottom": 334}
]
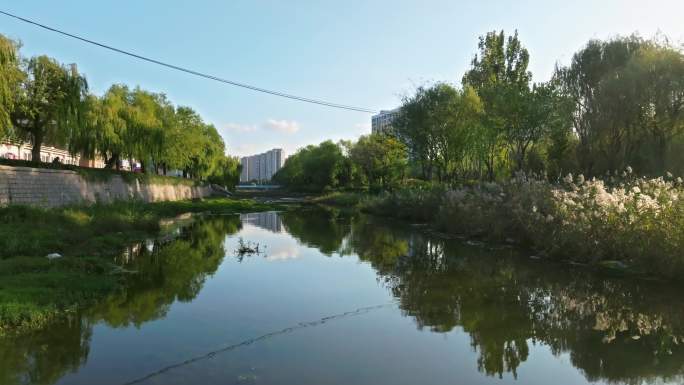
[
  {"left": 105, "top": 153, "right": 120, "bottom": 169},
  {"left": 657, "top": 133, "right": 667, "bottom": 174},
  {"left": 31, "top": 131, "right": 44, "bottom": 162}
]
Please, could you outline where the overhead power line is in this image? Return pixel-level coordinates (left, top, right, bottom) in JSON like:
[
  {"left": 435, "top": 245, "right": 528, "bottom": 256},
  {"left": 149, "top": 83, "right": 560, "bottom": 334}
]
[{"left": 0, "top": 10, "right": 378, "bottom": 114}]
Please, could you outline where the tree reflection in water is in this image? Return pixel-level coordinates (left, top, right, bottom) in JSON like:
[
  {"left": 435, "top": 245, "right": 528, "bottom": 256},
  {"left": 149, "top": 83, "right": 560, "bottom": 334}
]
[
  {"left": 342, "top": 213, "right": 684, "bottom": 384},
  {"left": 0, "top": 215, "right": 241, "bottom": 385},
  {"left": 1, "top": 209, "right": 684, "bottom": 385}
]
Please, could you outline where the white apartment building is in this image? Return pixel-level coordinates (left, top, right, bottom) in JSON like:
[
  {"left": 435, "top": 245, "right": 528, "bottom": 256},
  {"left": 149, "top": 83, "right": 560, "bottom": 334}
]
[
  {"left": 371, "top": 108, "right": 400, "bottom": 134},
  {"left": 240, "top": 148, "right": 283, "bottom": 183}
]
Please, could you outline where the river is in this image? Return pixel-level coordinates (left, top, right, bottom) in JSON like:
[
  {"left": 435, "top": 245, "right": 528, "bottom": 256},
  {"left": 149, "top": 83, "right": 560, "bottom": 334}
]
[{"left": 2, "top": 207, "right": 683, "bottom": 385}]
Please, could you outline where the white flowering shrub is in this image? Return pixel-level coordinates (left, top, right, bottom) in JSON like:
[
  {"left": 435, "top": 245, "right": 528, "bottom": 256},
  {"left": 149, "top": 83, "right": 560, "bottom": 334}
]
[{"left": 366, "top": 169, "right": 684, "bottom": 277}]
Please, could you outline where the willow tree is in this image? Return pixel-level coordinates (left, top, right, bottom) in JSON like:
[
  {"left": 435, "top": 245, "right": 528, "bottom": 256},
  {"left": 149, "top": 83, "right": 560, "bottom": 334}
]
[
  {"left": 122, "top": 88, "right": 161, "bottom": 172},
  {"left": 626, "top": 42, "right": 684, "bottom": 174},
  {"left": 12, "top": 55, "right": 88, "bottom": 161},
  {"left": 0, "top": 34, "right": 22, "bottom": 138},
  {"left": 81, "top": 85, "right": 129, "bottom": 169},
  {"left": 555, "top": 36, "right": 684, "bottom": 175},
  {"left": 166, "top": 106, "right": 210, "bottom": 178},
  {"left": 554, "top": 36, "right": 644, "bottom": 174},
  {"left": 82, "top": 85, "right": 163, "bottom": 170}
]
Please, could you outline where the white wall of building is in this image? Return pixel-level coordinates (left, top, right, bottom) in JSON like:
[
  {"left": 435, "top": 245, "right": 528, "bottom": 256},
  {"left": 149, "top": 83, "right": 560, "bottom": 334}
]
[{"left": 239, "top": 148, "right": 284, "bottom": 182}]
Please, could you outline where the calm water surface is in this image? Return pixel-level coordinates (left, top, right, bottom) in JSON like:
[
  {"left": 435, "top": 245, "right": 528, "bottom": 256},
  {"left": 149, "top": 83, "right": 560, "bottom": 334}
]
[{"left": 3, "top": 208, "right": 684, "bottom": 385}]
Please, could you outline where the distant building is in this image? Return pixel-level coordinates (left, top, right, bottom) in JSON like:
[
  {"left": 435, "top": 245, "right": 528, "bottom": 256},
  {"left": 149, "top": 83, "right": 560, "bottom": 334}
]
[
  {"left": 240, "top": 148, "right": 283, "bottom": 182},
  {"left": 0, "top": 140, "right": 105, "bottom": 168},
  {"left": 240, "top": 212, "right": 283, "bottom": 233},
  {"left": 371, "top": 108, "right": 400, "bottom": 134}
]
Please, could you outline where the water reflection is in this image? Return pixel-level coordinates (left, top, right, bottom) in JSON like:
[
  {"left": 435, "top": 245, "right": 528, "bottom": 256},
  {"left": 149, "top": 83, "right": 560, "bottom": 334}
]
[
  {"left": 279, "top": 210, "right": 684, "bottom": 384},
  {"left": 0, "top": 215, "right": 241, "bottom": 385},
  {"left": 93, "top": 216, "right": 241, "bottom": 327},
  {"left": 1, "top": 209, "right": 683, "bottom": 385},
  {"left": 240, "top": 212, "right": 283, "bottom": 233},
  {"left": 346, "top": 215, "right": 684, "bottom": 384},
  {"left": 279, "top": 207, "right": 352, "bottom": 255},
  {"left": 0, "top": 316, "right": 92, "bottom": 385}
]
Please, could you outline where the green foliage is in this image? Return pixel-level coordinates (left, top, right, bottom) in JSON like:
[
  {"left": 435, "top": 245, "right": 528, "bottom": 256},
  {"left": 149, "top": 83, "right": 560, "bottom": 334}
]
[
  {"left": 206, "top": 155, "right": 241, "bottom": 188},
  {"left": 81, "top": 87, "right": 237, "bottom": 185},
  {"left": 0, "top": 33, "right": 241, "bottom": 190},
  {"left": 388, "top": 31, "right": 683, "bottom": 184},
  {"left": 274, "top": 140, "right": 348, "bottom": 192},
  {"left": 0, "top": 198, "right": 277, "bottom": 334},
  {"left": 0, "top": 198, "right": 278, "bottom": 259},
  {"left": 349, "top": 133, "right": 407, "bottom": 191},
  {"left": 364, "top": 171, "right": 684, "bottom": 279},
  {"left": 362, "top": 184, "right": 446, "bottom": 222},
  {"left": 309, "top": 191, "right": 367, "bottom": 206},
  {"left": 0, "top": 256, "right": 119, "bottom": 335},
  {"left": 11, "top": 55, "right": 88, "bottom": 161},
  {"left": 0, "top": 35, "right": 21, "bottom": 138},
  {"left": 555, "top": 36, "right": 684, "bottom": 176},
  {"left": 394, "top": 83, "right": 484, "bottom": 182}
]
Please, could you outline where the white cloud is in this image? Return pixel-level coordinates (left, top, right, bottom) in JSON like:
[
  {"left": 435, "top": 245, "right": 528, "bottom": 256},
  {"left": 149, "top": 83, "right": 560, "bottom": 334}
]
[
  {"left": 263, "top": 119, "right": 300, "bottom": 134},
  {"left": 222, "top": 122, "right": 258, "bottom": 133},
  {"left": 265, "top": 245, "right": 301, "bottom": 261}
]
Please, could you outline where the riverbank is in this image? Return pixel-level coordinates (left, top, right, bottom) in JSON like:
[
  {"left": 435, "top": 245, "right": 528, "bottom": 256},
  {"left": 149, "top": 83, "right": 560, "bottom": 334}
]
[
  {"left": 358, "top": 173, "right": 684, "bottom": 280},
  {"left": 0, "top": 198, "right": 281, "bottom": 335}
]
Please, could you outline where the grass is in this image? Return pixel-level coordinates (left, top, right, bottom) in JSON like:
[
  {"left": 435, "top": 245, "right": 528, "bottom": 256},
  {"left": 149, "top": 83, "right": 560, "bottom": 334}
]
[
  {"left": 308, "top": 191, "right": 368, "bottom": 206},
  {"left": 0, "top": 198, "right": 277, "bottom": 258},
  {"left": 0, "top": 197, "right": 281, "bottom": 335},
  {"left": 0, "top": 256, "right": 119, "bottom": 335}
]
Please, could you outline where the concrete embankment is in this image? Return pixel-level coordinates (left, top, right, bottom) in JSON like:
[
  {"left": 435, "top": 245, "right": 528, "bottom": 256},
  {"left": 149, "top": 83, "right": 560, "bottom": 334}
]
[{"left": 0, "top": 165, "right": 212, "bottom": 207}]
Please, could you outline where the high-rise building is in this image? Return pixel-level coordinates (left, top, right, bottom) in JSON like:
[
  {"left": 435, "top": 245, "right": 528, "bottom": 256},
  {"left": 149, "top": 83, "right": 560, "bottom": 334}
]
[
  {"left": 239, "top": 148, "right": 284, "bottom": 182},
  {"left": 239, "top": 157, "right": 250, "bottom": 182},
  {"left": 371, "top": 108, "right": 399, "bottom": 134},
  {"left": 240, "top": 212, "right": 283, "bottom": 233}
]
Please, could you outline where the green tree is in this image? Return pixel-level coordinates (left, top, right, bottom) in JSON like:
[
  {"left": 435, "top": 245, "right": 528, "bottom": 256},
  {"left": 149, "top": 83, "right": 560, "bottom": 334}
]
[
  {"left": 394, "top": 83, "right": 483, "bottom": 182},
  {"left": 207, "top": 155, "right": 242, "bottom": 189},
  {"left": 81, "top": 84, "right": 132, "bottom": 169},
  {"left": 627, "top": 42, "right": 684, "bottom": 173},
  {"left": 462, "top": 30, "right": 532, "bottom": 179},
  {"left": 555, "top": 36, "right": 684, "bottom": 175},
  {"left": 0, "top": 34, "right": 22, "bottom": 138},
  {"left": 504, "top": 82, "right": 572, "bottom": 172},
  {"left": 274, "top": 140, "right": 347, "bottom": 192},
  {"left": 394, "top": 85, "right": 436, "bottom": 180},
  {"left": 349, "top": 133, "right": 407, "bottom": 191},
  {"left": 554, "top": 36, "right": 643, "bottom": 174},
  {"left": 12, "top": 56, "right": 88, "bottom": 162}
]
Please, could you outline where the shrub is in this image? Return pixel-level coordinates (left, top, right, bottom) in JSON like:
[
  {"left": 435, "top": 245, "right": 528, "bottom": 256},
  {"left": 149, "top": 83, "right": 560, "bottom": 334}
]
[{"left": 364, "top": 169, "right": 684, "bottom": 278}]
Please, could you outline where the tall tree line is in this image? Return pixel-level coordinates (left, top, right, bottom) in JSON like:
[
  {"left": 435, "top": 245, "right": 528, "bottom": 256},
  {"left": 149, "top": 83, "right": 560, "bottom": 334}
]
[
  {"left": 395, "top": 31, "right": 684, "bottom": 182},
  {"left": 274, "top": 31, "right": 684, "bottom": 192},
  {"left": 0, "top": 34, "right": 240, "bottom": 187}
]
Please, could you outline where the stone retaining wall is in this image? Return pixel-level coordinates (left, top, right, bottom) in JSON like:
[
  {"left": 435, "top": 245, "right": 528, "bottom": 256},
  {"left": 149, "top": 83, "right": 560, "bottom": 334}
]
[{"left": 0, "top": 165, "right": 212, "bottom": 207}]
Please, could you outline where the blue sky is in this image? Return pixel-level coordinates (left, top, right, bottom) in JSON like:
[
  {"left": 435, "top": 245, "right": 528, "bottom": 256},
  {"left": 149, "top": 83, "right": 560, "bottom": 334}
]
[{"left": 1, "top": 1, "right": 683, "bottom": 157}]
